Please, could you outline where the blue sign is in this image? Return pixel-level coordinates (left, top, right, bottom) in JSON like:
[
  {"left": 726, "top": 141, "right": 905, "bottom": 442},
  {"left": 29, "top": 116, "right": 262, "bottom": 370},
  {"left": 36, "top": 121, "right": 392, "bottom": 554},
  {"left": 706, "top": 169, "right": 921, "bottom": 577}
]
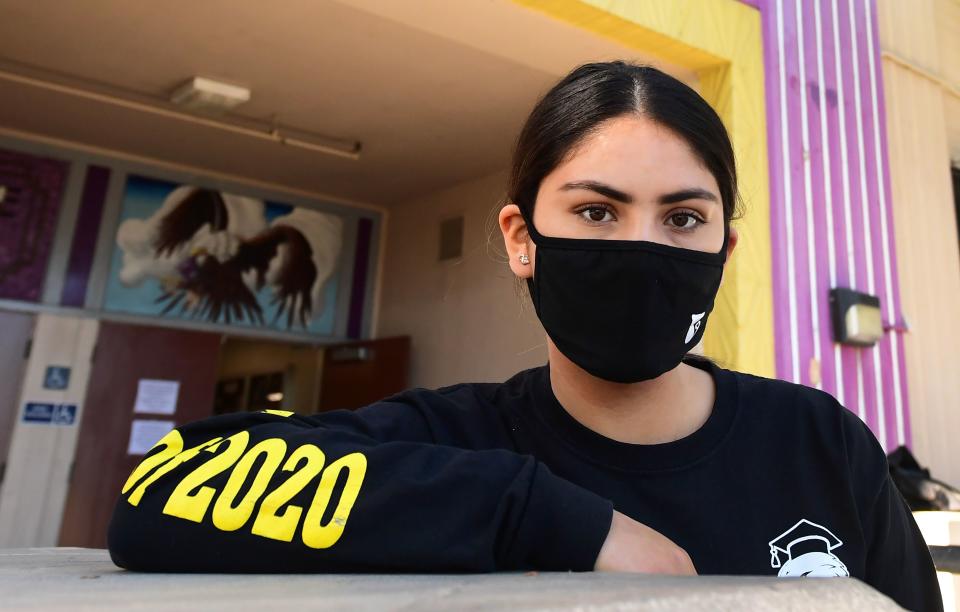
[
  {"left": 52, "top": 404, "right": 77, "bottom": 424},
  {"left": 22, "top": 402, "right": 77, "bottom": 425},
  {"left": 43, "top": 366, "right": 71, "bottom": 390}
]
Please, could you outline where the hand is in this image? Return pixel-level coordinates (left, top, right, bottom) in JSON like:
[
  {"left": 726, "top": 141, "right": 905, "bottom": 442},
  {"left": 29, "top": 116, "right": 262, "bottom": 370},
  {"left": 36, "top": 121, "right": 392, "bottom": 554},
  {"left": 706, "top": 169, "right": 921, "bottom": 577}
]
[{"left": 594, "top": 510, "right": 698, "bottom": 575}]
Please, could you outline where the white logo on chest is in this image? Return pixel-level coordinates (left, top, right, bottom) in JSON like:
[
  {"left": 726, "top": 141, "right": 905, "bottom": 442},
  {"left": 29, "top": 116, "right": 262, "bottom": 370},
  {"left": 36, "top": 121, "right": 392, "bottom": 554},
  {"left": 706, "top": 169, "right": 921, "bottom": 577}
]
[
  {"left": 685, "top": 312, "right": 706, "bottom": 344},
  {"left": 768, "top": 519, "right": 849, "bottom": 577}
]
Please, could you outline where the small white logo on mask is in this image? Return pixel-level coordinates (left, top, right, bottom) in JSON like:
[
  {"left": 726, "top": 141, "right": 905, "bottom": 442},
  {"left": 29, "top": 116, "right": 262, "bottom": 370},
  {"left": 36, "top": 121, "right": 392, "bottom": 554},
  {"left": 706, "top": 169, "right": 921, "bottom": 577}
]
[{"left": 685, "top": 312, "right": 705, "bottom": 344}]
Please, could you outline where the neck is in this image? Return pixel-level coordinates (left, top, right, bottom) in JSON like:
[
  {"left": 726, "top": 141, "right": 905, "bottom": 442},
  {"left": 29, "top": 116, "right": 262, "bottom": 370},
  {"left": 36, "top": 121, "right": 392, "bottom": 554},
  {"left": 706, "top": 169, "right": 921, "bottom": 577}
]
[{"left": 546, "top": 341, "right": 715, "bottom": 445}]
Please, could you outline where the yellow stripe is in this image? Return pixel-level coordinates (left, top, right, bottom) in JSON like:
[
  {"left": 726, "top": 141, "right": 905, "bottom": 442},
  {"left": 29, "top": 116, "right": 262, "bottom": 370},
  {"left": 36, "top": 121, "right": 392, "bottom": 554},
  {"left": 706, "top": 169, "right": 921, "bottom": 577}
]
[{"left": 512, "top": 0, "right": 775, "bottom": 377}]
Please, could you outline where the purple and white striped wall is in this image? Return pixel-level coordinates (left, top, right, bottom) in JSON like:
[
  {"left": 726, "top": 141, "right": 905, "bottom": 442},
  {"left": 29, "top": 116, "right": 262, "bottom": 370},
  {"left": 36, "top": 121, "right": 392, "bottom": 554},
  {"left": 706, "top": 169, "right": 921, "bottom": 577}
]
[{"left": 744, "top": 0, "right": 909, "bottom": 451}]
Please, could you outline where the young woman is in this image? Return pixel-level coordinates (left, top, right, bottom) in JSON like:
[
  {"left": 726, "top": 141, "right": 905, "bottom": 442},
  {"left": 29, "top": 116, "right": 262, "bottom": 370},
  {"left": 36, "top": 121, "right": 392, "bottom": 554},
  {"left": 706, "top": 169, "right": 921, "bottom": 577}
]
[{"left": 108, "top": 61, "right": 942, "bottom": 611}]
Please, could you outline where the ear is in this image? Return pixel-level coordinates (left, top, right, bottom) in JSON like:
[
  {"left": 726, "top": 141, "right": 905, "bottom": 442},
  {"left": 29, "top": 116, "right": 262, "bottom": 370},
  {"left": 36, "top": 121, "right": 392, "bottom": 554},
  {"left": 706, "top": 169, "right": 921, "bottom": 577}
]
[
  {"left": 718, "top": 225, "right": 738, "bottom": 289},
  {"left": 725, "top": 224, "right": 739, "bottom": 262},
  {"left": 498, "top": 203, "right": 534, "bottom": 279}
]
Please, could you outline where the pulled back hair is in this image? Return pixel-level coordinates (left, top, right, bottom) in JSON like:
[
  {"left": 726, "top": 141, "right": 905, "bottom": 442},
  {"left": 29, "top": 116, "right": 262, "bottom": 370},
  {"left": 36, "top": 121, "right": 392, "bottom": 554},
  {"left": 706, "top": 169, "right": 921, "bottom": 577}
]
[{"left": 504, "top": 60, "right": 742, "bottom": 225}]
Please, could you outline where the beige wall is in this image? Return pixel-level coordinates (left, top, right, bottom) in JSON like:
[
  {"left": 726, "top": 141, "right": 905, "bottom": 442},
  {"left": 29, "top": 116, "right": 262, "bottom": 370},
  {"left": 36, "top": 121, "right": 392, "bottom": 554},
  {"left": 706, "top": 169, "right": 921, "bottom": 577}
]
[
  {"left": 377, "top": 170, "right": 548, "bottom": 390},
  {"left": 878, "top": 0, "right": 960, "bottom": 485},
  {"left": 0, "top": 314, "right": 98, "bottom": 548},
  {"left": 937, "top": 0, "right": 960, "bottom": 165}
]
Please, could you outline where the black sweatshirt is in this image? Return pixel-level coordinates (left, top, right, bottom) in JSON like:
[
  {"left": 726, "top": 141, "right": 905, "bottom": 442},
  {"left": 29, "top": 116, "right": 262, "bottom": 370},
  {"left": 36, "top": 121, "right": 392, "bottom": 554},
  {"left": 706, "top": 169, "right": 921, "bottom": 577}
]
[{"left": 108, "top": 357, "right": 942, "bottom": 611}]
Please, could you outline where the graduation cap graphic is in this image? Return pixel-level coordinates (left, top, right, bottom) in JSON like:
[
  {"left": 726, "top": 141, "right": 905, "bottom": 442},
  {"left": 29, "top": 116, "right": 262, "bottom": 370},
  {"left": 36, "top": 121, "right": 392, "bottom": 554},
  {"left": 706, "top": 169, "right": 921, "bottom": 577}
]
[{"left": 768, "top": 519, "right": 844, "bottom": 569}]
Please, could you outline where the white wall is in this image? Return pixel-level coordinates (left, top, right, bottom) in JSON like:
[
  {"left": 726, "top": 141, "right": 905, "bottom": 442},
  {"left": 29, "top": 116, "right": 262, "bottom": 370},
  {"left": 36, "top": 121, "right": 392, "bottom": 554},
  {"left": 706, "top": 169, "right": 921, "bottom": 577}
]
[{"left": 377, "top": 170, "right": 548, "bottom": 390}]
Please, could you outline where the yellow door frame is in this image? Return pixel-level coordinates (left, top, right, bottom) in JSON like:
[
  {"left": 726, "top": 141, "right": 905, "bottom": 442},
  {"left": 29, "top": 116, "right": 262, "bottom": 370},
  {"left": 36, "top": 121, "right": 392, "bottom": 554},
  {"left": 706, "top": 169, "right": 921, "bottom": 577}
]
[{"left": 513, "top": 0, "right": 775, "bottom": 377}]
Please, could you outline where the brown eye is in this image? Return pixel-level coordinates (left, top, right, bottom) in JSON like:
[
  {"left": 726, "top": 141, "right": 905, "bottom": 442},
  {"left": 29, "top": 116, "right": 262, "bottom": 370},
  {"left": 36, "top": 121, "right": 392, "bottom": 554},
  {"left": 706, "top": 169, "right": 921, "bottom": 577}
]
[
  {"left": 668, "top": 213, "right": 701, "bottom": 230},
  {"left": 578, "top": 205, "right": 614, "bottom": 224}
]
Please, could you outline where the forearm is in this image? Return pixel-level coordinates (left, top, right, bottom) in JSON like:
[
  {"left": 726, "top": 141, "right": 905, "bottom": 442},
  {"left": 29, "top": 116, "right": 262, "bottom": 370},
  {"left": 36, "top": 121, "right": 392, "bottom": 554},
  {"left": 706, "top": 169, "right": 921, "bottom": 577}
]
[{"left": 108, "top": 411, "right": 612, "bottom": 573}]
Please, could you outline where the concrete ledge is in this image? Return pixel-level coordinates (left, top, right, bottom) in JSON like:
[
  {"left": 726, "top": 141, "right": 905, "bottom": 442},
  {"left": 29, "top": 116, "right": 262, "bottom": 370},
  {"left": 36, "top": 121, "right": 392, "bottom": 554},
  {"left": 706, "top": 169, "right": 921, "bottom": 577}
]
[{"left": 0, "top": 548, "right": 901, "bottom": 611}]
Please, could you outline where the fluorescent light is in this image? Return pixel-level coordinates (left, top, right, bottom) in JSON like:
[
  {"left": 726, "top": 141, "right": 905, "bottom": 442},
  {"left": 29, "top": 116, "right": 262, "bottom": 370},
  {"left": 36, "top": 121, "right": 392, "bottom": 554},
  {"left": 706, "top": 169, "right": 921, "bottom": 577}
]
[{"left": 171, "top": 77, "right": 251, "bottom": 113}]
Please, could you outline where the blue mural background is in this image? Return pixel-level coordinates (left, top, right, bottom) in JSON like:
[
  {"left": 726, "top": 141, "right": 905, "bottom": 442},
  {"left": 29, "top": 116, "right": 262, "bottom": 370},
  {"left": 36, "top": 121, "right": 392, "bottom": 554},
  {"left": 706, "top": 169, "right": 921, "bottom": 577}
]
[{"left": 103, "top": 175, "right": 340, "bottom": 335}]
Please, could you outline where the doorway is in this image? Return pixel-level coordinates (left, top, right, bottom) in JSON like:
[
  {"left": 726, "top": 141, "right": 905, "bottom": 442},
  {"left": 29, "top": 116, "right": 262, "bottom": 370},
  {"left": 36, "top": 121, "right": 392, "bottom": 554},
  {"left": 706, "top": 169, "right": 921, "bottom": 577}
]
[
  {"left": 213, "top": 334, "right": 411, "bottom": 414},
  {"left": 58, "top": 321, "right": 222, "bottom": 547},
  {"left": 214, "top": 337, "right": 324, "bottom": 415},
  {"left": 57, "top": 324, "right": 411, "bottom": 548}
]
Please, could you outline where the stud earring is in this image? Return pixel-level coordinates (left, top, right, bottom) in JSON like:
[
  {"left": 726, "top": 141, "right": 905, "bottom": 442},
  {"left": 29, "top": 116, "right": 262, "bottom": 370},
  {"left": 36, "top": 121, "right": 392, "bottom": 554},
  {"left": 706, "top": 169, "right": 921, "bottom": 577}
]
[{"left": 518, "top": 253, "right": 530, "bottom": 265}]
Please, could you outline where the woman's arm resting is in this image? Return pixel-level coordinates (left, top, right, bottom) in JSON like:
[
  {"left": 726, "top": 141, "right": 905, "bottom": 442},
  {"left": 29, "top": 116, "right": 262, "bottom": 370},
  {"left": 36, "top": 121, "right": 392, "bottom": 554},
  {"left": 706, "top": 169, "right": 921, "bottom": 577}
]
[{"left": 107, "top": 409, "right": 614, "bottom": 573}]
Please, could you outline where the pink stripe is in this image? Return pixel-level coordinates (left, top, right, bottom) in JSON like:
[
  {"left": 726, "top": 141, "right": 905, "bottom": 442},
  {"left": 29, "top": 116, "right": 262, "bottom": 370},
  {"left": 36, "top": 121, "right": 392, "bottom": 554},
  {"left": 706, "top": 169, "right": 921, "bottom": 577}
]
[
  {"left": 817, "top": 0, "right": 859, "bottom": 414},
  {"left": 821, "top": 0, "right": 861, "bottom": 412},
  {"left": 801, "top": 2, "right": 837, "bottom": 394},
  {"left": 833, "top": 0, "right": 873, "bottom": 427},
  {"left": 852, "top": 0, "right": 900, "bottom": 449},
  {"left": 849, "top": 0, "right": 879, "bottom": 442},
  {"left": 898, "top": 340, "right": 912, "bottom": 447},
  {"left": 744, "top": 0, "right": 909, "bottom": 448},
  {"left": 762, "top": 0, "right": 795, "bottom": 382},
  {"left": 783, "top": 1, "right": 815, "bottom": 387},
  {"left": 855, "top": 0, "right": 893, "bottom": 448},
  {"left": 866, "top": 0, "right": 911, "bottom": 448}
]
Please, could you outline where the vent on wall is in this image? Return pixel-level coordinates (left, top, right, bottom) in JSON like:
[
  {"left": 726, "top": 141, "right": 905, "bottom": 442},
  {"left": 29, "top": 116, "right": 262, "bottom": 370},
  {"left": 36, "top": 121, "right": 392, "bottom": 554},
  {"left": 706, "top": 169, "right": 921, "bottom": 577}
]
[{"left": 439, "top": 216, "right": 464, "bottom": 262}]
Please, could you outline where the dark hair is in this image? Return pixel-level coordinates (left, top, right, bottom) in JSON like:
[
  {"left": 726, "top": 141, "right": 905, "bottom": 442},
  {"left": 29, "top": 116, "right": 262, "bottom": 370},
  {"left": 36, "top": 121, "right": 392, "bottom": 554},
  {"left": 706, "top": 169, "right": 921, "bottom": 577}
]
[{"left": 505, "top": 60, "right": 742, "bottom": 225}]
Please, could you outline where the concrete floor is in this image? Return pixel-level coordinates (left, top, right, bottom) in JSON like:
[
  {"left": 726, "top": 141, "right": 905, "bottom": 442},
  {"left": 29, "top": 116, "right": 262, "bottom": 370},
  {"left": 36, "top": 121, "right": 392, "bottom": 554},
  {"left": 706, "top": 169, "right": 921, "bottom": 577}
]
[{"left": 0, "top": 548, "right": 902, "bottom": 611}]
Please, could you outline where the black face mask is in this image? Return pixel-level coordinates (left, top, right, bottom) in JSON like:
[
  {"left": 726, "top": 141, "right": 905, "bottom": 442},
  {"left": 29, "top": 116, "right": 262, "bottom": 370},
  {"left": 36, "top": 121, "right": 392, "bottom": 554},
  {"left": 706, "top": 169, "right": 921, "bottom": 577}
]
[{"left": 521, "top": 207, "right": 729, "bottom": 383}]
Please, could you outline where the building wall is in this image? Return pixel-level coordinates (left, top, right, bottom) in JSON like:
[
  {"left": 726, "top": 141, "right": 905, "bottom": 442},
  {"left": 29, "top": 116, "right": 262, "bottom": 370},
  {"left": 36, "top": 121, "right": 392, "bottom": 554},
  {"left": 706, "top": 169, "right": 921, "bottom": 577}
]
[
  {"left": 377, "top": 171, "right": 548, "bottom": 389},
  {"left": 876, "top": 0, "right": 960, "bottom": 485},
  {"left": 750, "top": 0, "right": 911, "bottom": 452},
  {"left": 512, "top": 0, "right": 921, "bottom": 452},
  {"left": 0, "top": 133, "right": 384, "bottom": 345},
  {"left": 516, "top": 0, "right": 777, "bottom": 380},
  {"left": 0, "top": 314, "right": 97, "bottom": 547},
  {"left": 0, "top": 135, "right": 384, "bottom": 546},
  {"left": 931, "top": 0, "right": 960, "bottom": 165},
  {"left": 377, "top": 0, "right": 778, "bottom": 391}
]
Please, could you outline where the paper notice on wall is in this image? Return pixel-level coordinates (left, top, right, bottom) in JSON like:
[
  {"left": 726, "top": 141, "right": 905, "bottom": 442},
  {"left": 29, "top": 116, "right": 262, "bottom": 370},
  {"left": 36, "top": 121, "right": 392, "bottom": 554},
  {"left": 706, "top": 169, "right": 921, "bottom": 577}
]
[
  {"left": 127, "top": 419, "right": 176, "bottom": 455},
  {"left": 133, "top": 379, "right": 179, "bottom": 415}
]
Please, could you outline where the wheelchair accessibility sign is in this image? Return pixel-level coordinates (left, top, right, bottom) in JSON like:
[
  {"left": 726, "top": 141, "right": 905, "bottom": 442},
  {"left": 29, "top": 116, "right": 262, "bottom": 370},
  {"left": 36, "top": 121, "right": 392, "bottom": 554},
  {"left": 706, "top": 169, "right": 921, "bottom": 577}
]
[
  {"left": 43, "top": 366, "right": 71, "bottom": 390},
  {"left": 22, "top": 402, "right": 77, "bottom": 425}
]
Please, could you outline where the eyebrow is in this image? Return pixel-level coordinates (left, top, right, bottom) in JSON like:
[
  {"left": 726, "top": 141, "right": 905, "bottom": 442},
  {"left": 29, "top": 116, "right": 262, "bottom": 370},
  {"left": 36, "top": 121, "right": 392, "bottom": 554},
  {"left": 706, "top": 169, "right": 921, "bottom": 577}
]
[{"left": 558, "top": 180, "right": 719, "bottom": 205}]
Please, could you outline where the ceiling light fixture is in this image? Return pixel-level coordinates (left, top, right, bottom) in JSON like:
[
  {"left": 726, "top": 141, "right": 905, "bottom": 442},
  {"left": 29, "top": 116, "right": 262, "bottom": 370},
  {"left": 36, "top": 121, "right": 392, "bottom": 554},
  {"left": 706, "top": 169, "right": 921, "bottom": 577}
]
[
  {"left": 170, "top": 76, "right": 251, "bottom": 113},
  {"left": 0, "top": 63, "right": 362, "bottom": 160}
]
